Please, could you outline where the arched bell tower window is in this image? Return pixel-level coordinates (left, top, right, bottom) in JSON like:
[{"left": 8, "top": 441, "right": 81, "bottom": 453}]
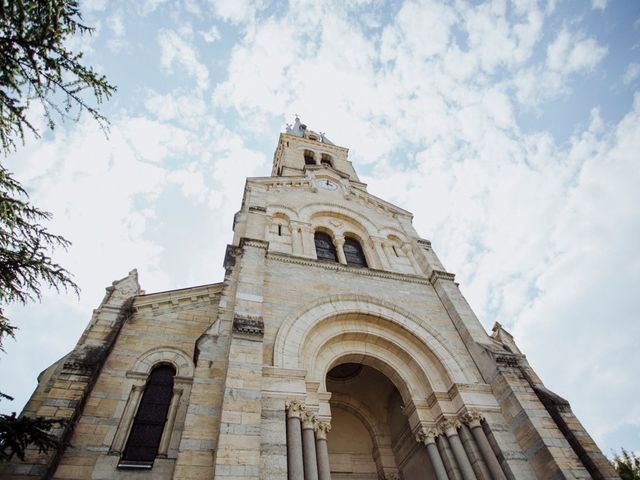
[
  {"left": 304, "top": 150, "right": 315, "bottom": 166},
  {"left": 314, "top": 231, "right": 338, "bottom": 262},
  {"left": 320, "top": 154, "right": 333, "bottom": 168},
  {"left": 121, "top": 364, "right": 176, "bottom": 465},
  {"left": 344, "top": 237, "right": 367, "bottom": 267}
]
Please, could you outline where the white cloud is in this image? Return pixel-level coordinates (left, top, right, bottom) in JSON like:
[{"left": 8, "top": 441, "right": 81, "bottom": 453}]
[
  {"left": 623, "top": 62, "right": 640, "bottom": 85},
  {"left": 200, "top": 25, "right": 221, "bottom": 43},
  {"left": 158, "top": 29, "right": 210, "bottom": 91},
  {"left": 591, "top": 0, "right": 607, "bottom": 11},
  {"left": 514, "top": 28, "right": 607, "bottom": 106},
  {"left": 546, "top": 29, "right": 608, "bottom": 75},
  {"left": 206, "top": 0, "right": 265, "bottom": 24}
]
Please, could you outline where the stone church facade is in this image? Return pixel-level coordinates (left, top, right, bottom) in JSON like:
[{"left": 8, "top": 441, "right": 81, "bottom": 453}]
[{"left": 2, "top": 120, "right": 618, "bottom": 479}]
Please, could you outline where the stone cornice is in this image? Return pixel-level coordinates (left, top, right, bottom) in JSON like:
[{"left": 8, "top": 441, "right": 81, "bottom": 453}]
[
  {"left": 429, "top": 270, "right": 456, "bottom": 285},
  {"left": 133, "top": 283, "right": 223, "bottom": 311},
  {"left": 245, "top": 175, "right": 412, "bottom": 219},
  {"left": 239, "top": 237, "right": 269, "bottom": 250},
  {"left": 267, "top": 252, "right": 430, "bottom": 285}
]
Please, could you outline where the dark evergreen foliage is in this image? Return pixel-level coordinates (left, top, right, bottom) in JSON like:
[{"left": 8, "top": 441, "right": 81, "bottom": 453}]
[{"left": 0, "top": 0, "right": 116, "bottom": 150}]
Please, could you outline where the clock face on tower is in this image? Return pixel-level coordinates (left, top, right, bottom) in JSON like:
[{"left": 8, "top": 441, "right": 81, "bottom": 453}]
[{"left": 319, "top": 179, "right": 338, "bottom": 190}]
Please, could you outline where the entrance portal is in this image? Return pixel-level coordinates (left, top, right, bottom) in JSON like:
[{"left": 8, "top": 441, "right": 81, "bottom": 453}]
[{"left": 326, "top": 363, "right": 434, "bottom": 480}]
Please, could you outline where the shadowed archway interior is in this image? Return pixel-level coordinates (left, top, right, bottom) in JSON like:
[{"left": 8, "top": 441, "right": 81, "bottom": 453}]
[{"left": 326, "top": 363, "right": 435, "bottom": 480}]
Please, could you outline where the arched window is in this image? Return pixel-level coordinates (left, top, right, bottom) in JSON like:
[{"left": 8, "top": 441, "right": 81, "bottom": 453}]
[
  {"left": 122, "top": 364, "right": 176, "bottom": 465},
  {"left": 304, "top": 150, "right": 315, "bottom": 165},
  {"left": 344, "top": 237, "right": 367, "bottom": 267},
  {"left": 320, "top": 154, "right": 333, "bottom": 168},
  {"left": 314, "top": 231, "right": 338, "bottom": 262}
]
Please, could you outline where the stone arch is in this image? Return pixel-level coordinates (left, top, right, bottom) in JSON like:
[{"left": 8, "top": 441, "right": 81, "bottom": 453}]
[
  {"left": 299, "top": 203, "right": 379, "bottom": 236},
  {"left": 378, "top": 227, "right": 409, "bottom": 243},
  {"left": 129, "top": 347, "right": 194, "bottom": 378},
  {"left": 266, "top": 204, "right": 299, "bottom": 221},
  {"left": 273, "top": 295, "right": 470, "bottom": 388},
  {"left": 307, "top": 323, "right": 448, "bottom": 396}
]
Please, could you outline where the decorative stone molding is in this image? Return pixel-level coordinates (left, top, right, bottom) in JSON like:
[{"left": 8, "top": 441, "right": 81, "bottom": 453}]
[
  {"left": 416, "top": 426, "right": 439, "bottom": 445},
  {"left": 133, "top": 283, "right": 222, "bottom": 312},
  {"left": 239, "top": 237, "right": 269, "bottom": 250},
  {"left": 285, "top": 399, "right": 306, "bottom": 419},
  {"left": 315, "top": 421, "right": 331, "bottom": 440},
  {"left": 429, "top": 269, "right": 456, "bottom": 285},
  {"left": 495, "top": 353, "right": 520, "bottom": 368},
  {"left": 248, "top": 205, "right": 267, "bottom": 213},
  {"left": 232, "top": 315, "right": 264, "bottom": 336},
  {"left": 437, "top": 417, "right": 461, "bottom": 437},
  {"left": 301, "top": 410, "right": 317, "bottom": 430},
  {"left": 461, "top": 411, "right": 485, "bottom": 429},
  {"left": 268, "top": 251, "right": 430, "bottom": 284},
  {"left": 379, "top": 473, "right": 401, "bottom": 480},
  {"left": 417, "top": 238, "right": 432, "bottom": 248}
]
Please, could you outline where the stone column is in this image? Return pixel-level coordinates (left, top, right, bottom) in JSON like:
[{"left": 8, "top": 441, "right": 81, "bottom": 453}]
[
  {"left": 417, "top": 428, "right": 448, "bottom": 480},
  {"left": 382, "top": 242, "right": 395, "bottom": 267},
  {"left": 302, "top": 411, "right": 319, "bottom": 480},
  {"left": 436, "top": 433, "right": 462, "bottom": 480},
  {"left": 372, "top": 237, "right": 391, "bottom": 270},
  {"left": 291, "top": 223, "right": 304, "bottom": 255},
  {"left": 157, "top": 387, "right": 183, "bottom": 457},
  {"left": 458, "top": 423, "right": 490, "bottom": 480},
  {"left": 301, "top": 225, "right": 316, "bottom": 257},
  {"left": 402, "top": 243, "right": 422, "bottom": 274},
  {"left": 315, "top": 421, "right": 332, "bottom": 480},
  {"left": 286, "top": 400, "right": 305, "bottom": 480},
  {"left": 440, "top": 419, "right": 477, "bottom": 480},
  {"left": 333, "top": 236, "right": 347, "bottom": 265},
  {"left": 110, "top": 384, "right": 144, "bottom": 454},
  {"left": 465, "top": 414, "right": 507, "bottom": 480}
]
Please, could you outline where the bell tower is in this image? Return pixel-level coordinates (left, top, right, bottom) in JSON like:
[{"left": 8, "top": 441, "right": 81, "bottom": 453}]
[{"left": 2, "top": 118, "right": 618, "bottom": 480}]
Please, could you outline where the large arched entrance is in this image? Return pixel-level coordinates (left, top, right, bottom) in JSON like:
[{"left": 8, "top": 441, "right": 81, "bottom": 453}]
[
  {"left": 274, "top": 296, "right": 485, "bottom": 480},
  {"left": 325, "top": 362, "right": 435, "bottom": 480}
]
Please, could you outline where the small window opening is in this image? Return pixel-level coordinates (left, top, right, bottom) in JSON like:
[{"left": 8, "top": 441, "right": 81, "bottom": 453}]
[
  {"left": 320, "top": 154, "right": 333, "bottom": 168},
  {"left": 278, "top": 225, "right": 282, "bottom": 236},
  {"left": 304, "top": 151, "right": 315, "bottom": 166},
  {"left": 344, "top": 237, "right": 368, "bottom": 267},
  {"left": 314, "top": 231, "right": 338, "bottom": 262},
  {"left": 392, "top": 246, "right": 399, "bottom": 257}
]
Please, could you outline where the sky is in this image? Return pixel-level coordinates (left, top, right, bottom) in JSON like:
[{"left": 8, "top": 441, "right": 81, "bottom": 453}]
[{"left": 1, "top": 0, "right": 639, "bottom": 458}]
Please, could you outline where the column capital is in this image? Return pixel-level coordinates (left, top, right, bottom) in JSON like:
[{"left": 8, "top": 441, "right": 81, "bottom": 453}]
[
  {"left": 461, "top": 410, "right": 484, "bottom": 428},
  {"left": 301, "top": 410, "right": 317, "bottom": 430},
  {"left": 416, "top": 426, "right": 439, "bottom": 445},
  {"left": 437, "top": 417, "right": 461, "bottom": 437},
  {"left": 333, "top": 235, "right": 345, "bottom": 245},
  {"left": 285, "top": 399, "right": 306, "bottom": 419},
  {"left": 315, "top": 421, "right": 331, "bottom": 440}
]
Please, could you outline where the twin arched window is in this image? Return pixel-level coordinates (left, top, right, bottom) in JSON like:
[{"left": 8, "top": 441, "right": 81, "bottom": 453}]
[
  {"left": 314, "top": 232, "right": 338, "bottom": 262},
  {"left": 122, "top": 364, "right": 176, "bottom": 464},
  {"left": 314, "top": 231, "right": 367, "bottom": 267},
  {"left": 343, "top": 237, "right": 367, "bottom": 267}
]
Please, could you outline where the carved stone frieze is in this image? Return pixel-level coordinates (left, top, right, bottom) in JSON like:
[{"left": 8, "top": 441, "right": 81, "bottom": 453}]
[{"left": 232, "top": 315, "right": 264, "bottom": 336}]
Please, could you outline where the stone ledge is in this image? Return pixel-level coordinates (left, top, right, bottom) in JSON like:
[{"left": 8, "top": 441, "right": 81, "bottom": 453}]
[{"left": 267, "top": 252, "right": 431, "bottom": 285}]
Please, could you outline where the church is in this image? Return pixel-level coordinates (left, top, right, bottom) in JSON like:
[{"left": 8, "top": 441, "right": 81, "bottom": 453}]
[{"left": 1, "top": 120, "right": 618, "bottom": 479}]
